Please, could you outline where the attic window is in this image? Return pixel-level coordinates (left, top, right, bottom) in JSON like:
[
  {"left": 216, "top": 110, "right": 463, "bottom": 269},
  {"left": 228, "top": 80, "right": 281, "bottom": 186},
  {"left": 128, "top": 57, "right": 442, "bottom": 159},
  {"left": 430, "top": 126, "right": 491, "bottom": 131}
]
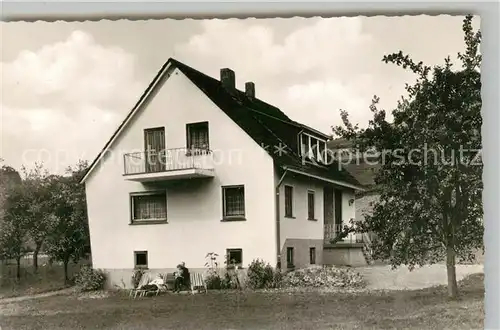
[{"left": 299, "top": 133, "right": 327, "bottom": 164}]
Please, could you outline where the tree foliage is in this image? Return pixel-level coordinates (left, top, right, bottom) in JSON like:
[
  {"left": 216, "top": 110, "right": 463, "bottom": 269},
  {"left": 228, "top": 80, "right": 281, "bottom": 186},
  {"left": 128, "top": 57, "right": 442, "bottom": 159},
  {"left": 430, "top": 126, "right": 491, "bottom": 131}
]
[
  {"left": 332, "top": 15, "right": 482, "bottom": 298},
  {"left": 0, "top": 159, "right": 90, "bottom": 283},
  {"left": 44, "top": 160, "right": 90, "bottom": 282}
]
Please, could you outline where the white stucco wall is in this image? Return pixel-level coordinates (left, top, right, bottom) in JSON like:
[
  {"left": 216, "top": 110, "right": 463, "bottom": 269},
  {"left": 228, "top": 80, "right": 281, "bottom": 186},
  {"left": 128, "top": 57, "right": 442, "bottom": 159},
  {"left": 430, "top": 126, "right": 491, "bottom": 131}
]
[
  {"left": 276, "top": 173, "right": 356, "bottom": 248},
  {"left": 85, "top": 66, "right": 276, "bottom": 272}
]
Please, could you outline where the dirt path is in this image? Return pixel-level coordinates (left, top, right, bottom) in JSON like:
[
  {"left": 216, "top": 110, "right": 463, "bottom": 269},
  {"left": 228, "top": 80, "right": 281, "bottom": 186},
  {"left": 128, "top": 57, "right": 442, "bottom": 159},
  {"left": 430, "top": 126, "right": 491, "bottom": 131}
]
[
  {"left": 0, "top": 287, "right": 74, "bottom": 304},
  {"left": 357, "top": 264, "right": 484, "bottom": 290}
]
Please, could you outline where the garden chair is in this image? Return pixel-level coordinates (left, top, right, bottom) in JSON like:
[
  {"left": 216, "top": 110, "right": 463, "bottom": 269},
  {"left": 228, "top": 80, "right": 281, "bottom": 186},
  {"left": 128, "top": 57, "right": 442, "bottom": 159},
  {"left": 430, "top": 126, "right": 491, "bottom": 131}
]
[
  {"left": 147, "top": 273, "right": 169, "bottom": 297},
  {"left": 129, "top": 272, "right": 151, "bottom": 299},
  {"left": 190, "top": 272, "right": 207, "bottom": 294}
]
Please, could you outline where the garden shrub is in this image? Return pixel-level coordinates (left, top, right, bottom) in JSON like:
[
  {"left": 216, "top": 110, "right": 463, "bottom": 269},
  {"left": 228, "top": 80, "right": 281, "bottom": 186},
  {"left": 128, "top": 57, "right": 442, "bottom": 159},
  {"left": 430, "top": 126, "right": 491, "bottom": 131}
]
[
  {"left": 205, "top": 270, "right": 223, "bottom": 290},
  {"left": 74, "top": 265, "right": 107, "bottom": 292},
  {"left": 246, "top": 259, "right": 282, "bottom": 289},
  {"left": 282, "top": 265, "right": 366, "bottom": 289}
]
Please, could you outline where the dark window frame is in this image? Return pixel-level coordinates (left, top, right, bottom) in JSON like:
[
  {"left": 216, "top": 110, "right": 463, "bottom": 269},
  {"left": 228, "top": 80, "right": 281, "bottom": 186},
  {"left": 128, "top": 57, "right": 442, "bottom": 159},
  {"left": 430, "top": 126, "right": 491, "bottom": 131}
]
[
  {"left": 186, "top": 121, "right": 210, "bottom": 152},
  {"left": 226, "top": 248, "right": 243, "bottom": 268},
  {"left": 286, "top": 247, "right": 294, "bottom": 268},
  {"left": 334, "top": 189, "right": 343, "bottom": 235},
  {"left": 307, "top": 190, "right": 316, "bottom": 220},
  {"left": 222, "top": 185, "right": 246, "bottom": 220},
  {"left": 130, "top": 191, "right": 168, "bottom": 225},
  {"left": 309, "top": 247, "right": 316, "bottom": 264},
  {"left": 134, "top": 251, "right": 148, "bottom": 269},
  {"left": 284, "top": 185, "right": 294, "bottom": 218}
]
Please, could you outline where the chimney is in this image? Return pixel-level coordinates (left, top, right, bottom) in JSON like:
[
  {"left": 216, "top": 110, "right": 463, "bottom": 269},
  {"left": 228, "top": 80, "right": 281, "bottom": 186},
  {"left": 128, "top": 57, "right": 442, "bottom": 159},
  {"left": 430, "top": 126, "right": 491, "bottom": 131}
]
[
  {"left": 220, "top": 68, "right": 235, "bottom": 90},
  {"left": 245, "top": 82, "right": 255, "bottom": 98}
]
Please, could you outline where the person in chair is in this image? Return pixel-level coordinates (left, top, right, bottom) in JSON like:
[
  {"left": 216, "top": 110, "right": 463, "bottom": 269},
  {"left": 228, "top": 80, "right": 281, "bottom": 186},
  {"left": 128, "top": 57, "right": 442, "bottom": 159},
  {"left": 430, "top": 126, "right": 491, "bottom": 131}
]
[{"left": 174, "top": 262, "right": 190, "bottom": 292}]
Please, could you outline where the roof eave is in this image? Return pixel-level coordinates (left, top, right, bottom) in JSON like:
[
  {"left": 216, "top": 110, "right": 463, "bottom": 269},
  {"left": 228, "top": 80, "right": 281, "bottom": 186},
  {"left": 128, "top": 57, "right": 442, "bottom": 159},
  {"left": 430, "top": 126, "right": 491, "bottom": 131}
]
[
  {"left": 79, "top": 59, "right": 177, "bottom": 184},
  {"left": 282, "top": 166, "right": 365, "bottom": 191}
]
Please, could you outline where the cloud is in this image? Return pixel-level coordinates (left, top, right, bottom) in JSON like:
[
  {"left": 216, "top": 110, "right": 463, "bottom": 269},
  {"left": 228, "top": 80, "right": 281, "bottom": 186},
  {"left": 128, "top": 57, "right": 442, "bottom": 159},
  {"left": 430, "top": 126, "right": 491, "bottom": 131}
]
[
  {"left": 1, "top": 30, "right": 142, "bottom": 173},
  {"left": 174, "top": 18, "right": 378, "bottom": 134}
]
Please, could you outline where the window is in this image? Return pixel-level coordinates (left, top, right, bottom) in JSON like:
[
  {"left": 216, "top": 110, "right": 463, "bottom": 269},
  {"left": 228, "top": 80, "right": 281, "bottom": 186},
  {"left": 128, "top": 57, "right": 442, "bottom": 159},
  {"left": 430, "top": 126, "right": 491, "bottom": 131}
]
[
  {"left": 334, "top": 189, "right": 343, "bottom": 234},
  {"left": 299, "top": 133, "right": 327, "bottom": 164},
  {"left": 307, "top": 190, "right": 315, "bottom": 220},
  {"left": 222, "top": 185, "right": 245, "bottom": 219},
  {"left": 309, "top": 247, "right": 316, "bottom": 264},
  {"left": 284, "top": 185, "right": 294, "bottom": 218},
  {"left": 186, "top": 122, "right": 209, "bottom": 151},
  {"left": 131, "top": 191, "right": 167, "bottom": 223},
  {"left": 226, "top": 248, "right": 243, "bottom": 268},
  {"left": 134, "top": 251, "right": 148, "bottom": 268},
  {"left": 286, "top": 247, "right": 294, "bottom": 268}
]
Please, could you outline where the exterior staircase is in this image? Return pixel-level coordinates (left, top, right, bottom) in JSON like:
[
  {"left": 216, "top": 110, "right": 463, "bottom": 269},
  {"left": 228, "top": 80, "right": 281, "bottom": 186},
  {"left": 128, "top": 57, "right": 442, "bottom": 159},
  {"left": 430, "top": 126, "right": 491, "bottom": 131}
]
[{"left": 361, "top": 233, "right": 374, "bottom": 265}]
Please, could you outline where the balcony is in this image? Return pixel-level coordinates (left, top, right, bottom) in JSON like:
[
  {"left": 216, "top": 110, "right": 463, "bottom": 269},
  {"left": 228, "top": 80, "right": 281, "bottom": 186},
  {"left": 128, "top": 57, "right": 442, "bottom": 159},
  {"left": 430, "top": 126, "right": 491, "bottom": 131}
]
[
  {"left": 123, "top": 148, "right": 215, "bottom": 182},
  {"left": 324, "top": 223, "right": 371, "bottom": 245}
]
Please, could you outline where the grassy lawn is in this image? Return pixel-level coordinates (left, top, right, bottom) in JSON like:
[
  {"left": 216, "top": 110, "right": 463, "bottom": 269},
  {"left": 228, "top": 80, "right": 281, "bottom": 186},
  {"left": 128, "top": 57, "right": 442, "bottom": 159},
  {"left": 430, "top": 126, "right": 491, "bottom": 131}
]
[
  {"left": 0, "top": 261, "right": 88, "bottom": 298},
  {"left": 0, "top": 273, "right": 483, "bottom": 330}
]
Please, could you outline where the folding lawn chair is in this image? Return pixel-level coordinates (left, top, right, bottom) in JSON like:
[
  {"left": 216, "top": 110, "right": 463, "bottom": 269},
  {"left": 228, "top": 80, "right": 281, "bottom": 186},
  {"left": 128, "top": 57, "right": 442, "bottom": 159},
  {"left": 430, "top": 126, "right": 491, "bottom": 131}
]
[
  {"left": 190, "top": 272, "right": 208, "bottom": 294},
  {"left": 129, "top": 272, "right": 151, "bottom": 299}
]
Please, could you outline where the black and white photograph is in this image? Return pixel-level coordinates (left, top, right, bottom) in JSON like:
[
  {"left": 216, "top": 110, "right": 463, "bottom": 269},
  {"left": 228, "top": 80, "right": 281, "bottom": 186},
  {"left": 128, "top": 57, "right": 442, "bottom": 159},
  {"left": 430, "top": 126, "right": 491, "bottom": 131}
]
[{"left": 0, "top": 14, "right": 484, "bottom": 329}]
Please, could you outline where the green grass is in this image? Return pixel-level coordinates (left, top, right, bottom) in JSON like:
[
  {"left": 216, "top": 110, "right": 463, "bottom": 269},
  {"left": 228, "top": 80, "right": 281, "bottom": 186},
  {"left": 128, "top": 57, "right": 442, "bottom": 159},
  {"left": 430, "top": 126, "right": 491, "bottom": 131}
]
[
  {"left": 0, "top": 273, "right": 483, "bottom": 330},
  {"left": 0, "top": 261, "right": 88, "bottom": 298}
]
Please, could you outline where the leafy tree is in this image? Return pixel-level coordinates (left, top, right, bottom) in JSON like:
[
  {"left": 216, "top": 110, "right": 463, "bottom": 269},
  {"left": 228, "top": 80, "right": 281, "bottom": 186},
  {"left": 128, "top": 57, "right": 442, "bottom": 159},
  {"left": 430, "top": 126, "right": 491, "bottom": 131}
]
[
  {"left": 0, "top": 178, "right": 29, "bottom": 280},
  {"left": 0, "top": 162, "right": 22, "bottom": 221},
  {"left": 333, "top": 15, "right": 482, "bottom": 299},
  {"left": 19, "top": 163, "right": 54, "bottom": 271},
  {"left": 44, "top": 160, "right": 90, "bottom": 283}
]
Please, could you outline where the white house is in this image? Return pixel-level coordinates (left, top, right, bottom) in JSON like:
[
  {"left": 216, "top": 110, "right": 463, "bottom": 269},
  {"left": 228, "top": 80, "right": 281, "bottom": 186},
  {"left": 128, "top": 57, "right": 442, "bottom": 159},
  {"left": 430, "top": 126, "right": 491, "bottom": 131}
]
[{"left": 80, "top": 58, "right": 368, "bottom": 288}]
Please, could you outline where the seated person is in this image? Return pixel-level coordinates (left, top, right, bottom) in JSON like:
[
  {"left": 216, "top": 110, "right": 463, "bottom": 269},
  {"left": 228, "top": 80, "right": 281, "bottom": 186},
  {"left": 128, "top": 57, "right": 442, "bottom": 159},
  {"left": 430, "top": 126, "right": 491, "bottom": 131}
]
[
  {"left": 140, "top": 275, "right": 164, "bottom": 291},
  {"left": 174, "top": 262, "right": 190, "bottom": 292}
]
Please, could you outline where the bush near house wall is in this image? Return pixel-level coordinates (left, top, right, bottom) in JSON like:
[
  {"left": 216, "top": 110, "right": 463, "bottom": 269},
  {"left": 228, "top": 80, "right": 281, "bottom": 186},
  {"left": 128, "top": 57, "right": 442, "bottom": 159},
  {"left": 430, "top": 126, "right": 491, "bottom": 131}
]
[{"left": 74, "top": 265, "right": 107, "bottom": 292}]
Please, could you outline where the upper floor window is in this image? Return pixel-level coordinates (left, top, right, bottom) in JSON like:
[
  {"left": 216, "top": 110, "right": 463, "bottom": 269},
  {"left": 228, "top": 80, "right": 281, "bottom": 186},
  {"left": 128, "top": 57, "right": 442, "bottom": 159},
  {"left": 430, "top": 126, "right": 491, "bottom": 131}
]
[
  {"left": 307, "top": 190, "right": 316, "bottom": 220},
  {"left": 186, "top": 122, "right": 209, "bottom": 151},
  {"left": 284, "top": 185, "right": 294, "bottom": 218},
  {"left": 299, "top": 133, "right": 327, "bottom": 164}
]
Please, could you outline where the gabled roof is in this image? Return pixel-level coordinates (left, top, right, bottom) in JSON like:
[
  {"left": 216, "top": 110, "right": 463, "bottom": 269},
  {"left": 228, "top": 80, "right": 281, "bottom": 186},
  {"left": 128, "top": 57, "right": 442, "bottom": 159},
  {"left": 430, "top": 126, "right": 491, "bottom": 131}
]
[{"left": 81, "top": 58, "right": 362, "bottom": 189}]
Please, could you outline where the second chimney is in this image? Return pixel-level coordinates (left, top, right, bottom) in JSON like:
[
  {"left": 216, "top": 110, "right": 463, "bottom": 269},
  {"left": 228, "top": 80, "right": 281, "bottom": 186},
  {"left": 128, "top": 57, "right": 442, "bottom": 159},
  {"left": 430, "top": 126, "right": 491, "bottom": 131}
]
[
  {"left": 245, "top": 82, "right": 255, "bottom": 98},
  {"left": 220, "top": 68, "right": 235, "bottom": 90}
]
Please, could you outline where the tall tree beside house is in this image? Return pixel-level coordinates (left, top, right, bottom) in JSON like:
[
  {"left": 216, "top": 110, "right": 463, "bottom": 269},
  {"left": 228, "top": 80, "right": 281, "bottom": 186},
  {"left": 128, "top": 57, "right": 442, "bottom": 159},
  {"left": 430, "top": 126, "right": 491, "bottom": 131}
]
[
  {"left": 0, "top": 164, "right": 27, "bottom": 279},
  {"left": 18, "top": 163, "right": 54, "bottom": 271},
  {"left": 44, "top": 160, "right": 90, "bottom": 283},
  {"left": 332, "top": 15, "right": 482, "bottom": 299},
  {"left": 0, "top": 161, "right": 22, "bottom": 223}
]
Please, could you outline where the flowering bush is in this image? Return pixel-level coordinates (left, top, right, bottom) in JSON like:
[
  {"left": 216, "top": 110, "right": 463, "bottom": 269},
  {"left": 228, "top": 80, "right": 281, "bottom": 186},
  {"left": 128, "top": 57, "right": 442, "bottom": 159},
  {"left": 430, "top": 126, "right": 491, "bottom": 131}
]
[
  {"left": 74, "top": 265, "right": 107, "bottom": 292},
  {"left": 282, "top": 265, "right": 366, "bottom": 289}
]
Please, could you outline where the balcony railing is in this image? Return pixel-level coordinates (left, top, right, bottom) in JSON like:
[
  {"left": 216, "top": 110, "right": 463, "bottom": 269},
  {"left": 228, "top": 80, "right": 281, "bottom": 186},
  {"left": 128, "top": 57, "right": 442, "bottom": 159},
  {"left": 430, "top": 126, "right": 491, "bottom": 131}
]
[
  {"left": 324, "top": 223, "right": 373, "bottom": 244},
  {"left": 123, "top": 148, "right": 214, "bottom": 176}
]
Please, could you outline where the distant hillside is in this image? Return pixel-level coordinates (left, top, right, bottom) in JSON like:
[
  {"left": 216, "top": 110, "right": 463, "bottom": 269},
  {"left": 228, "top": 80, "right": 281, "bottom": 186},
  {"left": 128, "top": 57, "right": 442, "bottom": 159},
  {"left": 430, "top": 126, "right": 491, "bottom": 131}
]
[{"left": 327, "top": 138, "right": 381, "bottom": 193}]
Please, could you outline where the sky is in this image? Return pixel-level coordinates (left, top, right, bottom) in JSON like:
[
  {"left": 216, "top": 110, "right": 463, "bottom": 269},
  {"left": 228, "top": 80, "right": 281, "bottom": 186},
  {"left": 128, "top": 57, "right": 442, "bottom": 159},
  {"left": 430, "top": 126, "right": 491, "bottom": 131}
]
[{"left": 0, "top": 15, "right": 480, "bottom": 174}]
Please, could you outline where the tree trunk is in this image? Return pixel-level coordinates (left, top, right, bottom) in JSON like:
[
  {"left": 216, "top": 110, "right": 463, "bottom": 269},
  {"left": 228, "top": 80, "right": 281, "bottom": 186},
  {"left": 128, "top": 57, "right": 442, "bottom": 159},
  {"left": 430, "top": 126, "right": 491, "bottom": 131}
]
[
  {"left": 33, "top": 244, "right": 41, "bottom": 272},
  {"left": 446, "top": 245, "right": 459, "bottom": 299},
  {"left": 63, "top": 260, "right": 69, "bottom": 284},
  {"left": 16, "top": 256, "right": 21, "bottom": 281}
]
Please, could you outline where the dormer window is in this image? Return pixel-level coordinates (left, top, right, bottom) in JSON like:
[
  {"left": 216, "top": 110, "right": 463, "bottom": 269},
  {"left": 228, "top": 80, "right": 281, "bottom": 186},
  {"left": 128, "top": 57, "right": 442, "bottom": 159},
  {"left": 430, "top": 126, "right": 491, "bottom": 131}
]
[{"left": 299, "top": 133, "right": 328, "bottom": 164}]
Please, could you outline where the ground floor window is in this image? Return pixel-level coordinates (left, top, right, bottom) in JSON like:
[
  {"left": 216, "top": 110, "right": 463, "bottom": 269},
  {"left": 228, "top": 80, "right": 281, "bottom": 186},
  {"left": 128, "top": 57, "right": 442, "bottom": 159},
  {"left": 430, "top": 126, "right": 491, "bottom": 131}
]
[
  {"left": 134, "top": 251, "right": 148, "bottom": 268},
  {"left": 226, "top": 248, "right": 243, "bottom": 268},
  {"left": 222, "top": 185, "right": 245, "bottom": 219},
  {"left": 309, "top": 247, "right": 316, "bottom": 264},
  {"left": 286, "top": 247, "right": 294, "bottom": 268}
]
